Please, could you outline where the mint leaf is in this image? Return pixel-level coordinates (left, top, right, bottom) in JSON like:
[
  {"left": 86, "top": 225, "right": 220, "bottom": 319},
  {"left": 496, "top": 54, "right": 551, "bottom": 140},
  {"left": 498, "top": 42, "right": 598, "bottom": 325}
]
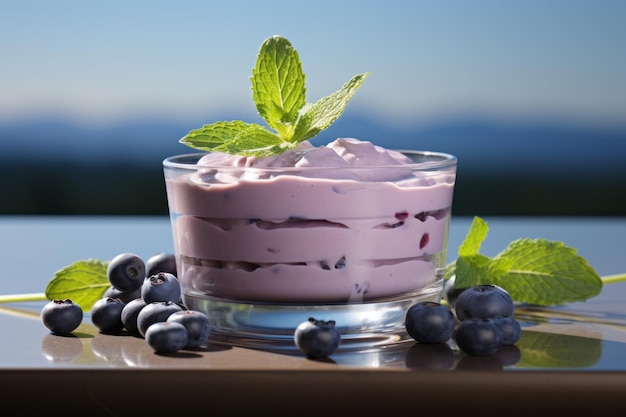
[
  {"left": 179, "top": 35, "right": 368, "bottom": 157},
  {"left": 490, "top": 238, "right": 602, "bottom": 305},
  {"left": 251, "top": 35, "right": 306, "bottom": 140},
  {"left": 454, "top": 253, "right": 494, "bottom": 285},
  {"left": 214, "top": 132, "right": 292, "bottom": 157},
  {"left": 450, "top": 217, "right": 603, "bottom": 306},
  {"left": 45, "top": 259, "right": 110, "bottom": 311},
  {"left": 458, "top": 216, "right": 488, "bottom": 256},
  {"left": 291, "top": 72, "right": 369, "bottom": 143},
  {"left": 444, "top": 216, "right": 488, "bottom": 279},
  {"left": 180, "top": 120, "right": 286, "bottom": 156}
]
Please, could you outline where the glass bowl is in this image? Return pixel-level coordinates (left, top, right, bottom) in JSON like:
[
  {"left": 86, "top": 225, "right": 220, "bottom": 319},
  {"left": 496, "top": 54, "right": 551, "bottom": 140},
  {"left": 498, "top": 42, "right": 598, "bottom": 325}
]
[{"left": 163, "top": 150, "right": 457, "bottom": 351}]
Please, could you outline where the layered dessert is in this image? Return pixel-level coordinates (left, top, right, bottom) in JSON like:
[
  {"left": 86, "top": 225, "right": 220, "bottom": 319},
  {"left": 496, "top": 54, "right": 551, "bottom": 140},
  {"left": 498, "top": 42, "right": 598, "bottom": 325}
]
[
  {"left": 164, "top": 137, "right": 456, "bottom": 304},
  {"left": 162, "top": 35, "right": 456, "bottom": 347}
]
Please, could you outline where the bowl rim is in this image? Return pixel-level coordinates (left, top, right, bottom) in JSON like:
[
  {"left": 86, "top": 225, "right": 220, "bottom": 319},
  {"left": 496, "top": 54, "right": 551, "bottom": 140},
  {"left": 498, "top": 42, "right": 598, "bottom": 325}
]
[{"left": 163, "top": 150, "right": 458, "bottom": 172}]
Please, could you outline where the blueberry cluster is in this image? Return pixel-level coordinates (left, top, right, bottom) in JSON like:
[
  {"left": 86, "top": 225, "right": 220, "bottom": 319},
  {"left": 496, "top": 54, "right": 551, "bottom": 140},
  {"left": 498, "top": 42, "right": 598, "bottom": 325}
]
[
  {"left": 41, "top": 252, "right": 211, "bottom": 354},
  {"left": 405, "top": 283, "right": 521, "bottom": 356}
]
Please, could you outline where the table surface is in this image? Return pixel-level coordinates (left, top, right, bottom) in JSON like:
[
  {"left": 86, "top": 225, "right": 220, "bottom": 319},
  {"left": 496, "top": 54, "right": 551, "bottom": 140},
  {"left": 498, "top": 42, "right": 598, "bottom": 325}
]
[{"left": 1, "top": 215, "right": 626, "bottom": 414}]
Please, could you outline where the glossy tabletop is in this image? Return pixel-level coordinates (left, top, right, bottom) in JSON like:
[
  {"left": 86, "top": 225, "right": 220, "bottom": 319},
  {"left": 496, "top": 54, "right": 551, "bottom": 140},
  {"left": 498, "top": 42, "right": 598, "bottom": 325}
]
[{"left": 1, "top": 215, "right": 625, "bottom": 415}]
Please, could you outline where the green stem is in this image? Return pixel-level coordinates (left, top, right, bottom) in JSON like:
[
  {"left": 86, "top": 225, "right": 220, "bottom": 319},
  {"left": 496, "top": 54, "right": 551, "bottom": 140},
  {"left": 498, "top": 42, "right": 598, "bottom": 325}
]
[
  {"left": 0, "top": 293, "right": 48, "bottom": 303},
  {"left": 0, "top": 273, "right": 625, "bottom": 305},
  {"left": 600, "top": 273, "right": 626, "bottom": 285}
]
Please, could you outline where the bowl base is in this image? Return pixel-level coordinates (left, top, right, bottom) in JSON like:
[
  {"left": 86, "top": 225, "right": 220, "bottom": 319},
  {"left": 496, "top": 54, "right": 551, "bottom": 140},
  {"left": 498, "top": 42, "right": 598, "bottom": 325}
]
[{"left": 183, "top": 282, "right": 442, "bottom": 352}]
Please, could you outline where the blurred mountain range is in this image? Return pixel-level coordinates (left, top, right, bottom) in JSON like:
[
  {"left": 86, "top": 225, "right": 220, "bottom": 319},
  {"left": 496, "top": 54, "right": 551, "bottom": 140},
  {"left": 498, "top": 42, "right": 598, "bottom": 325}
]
[{"left": 1, "top": 114, "right": 625, "bottom": 216}]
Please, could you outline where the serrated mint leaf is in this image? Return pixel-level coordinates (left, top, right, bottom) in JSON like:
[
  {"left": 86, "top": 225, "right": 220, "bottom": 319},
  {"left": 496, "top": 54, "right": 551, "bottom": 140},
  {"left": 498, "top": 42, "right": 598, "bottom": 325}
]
[
  {"left": 458, "top": 216, "right": 488, "bottom": 256},
  {"left": 454, "top": 253, "right": 494, "bottom": 288},
  {"left": 251, "top": 35, "right": 306, "bottom": 139},
  {"left": 215, "top": 132, "right": 293, "bottom": 157},
  {"left": 291, "top": 73, "right": 369, "bottom": 143},
  {"left": 45, "top": 259, "right": 110, "bottom": 311},
  {"left": 181, "top": 120, "right": 254, "bottom": 149},
  {"left": 180, "top": 120, "right": 284, "bottom": 156},
  {"left": 449, "top": 216, "right": 604, "bottom": 306},
  {"left": 488, "top": 238, "right": 603, "bottom": 305}
]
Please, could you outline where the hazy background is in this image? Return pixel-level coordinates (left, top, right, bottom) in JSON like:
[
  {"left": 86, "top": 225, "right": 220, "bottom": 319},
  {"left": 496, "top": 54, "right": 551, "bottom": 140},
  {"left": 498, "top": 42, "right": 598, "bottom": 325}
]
[{"left": 1, "top": 0, "right": 625, "bottom": 216}]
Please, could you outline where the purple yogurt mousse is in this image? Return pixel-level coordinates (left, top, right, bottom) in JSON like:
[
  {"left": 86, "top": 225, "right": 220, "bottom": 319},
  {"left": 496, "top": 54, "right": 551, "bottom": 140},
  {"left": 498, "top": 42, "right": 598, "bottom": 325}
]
[{"left": 164, "top": 138, "right": 456, "bottom": 303}]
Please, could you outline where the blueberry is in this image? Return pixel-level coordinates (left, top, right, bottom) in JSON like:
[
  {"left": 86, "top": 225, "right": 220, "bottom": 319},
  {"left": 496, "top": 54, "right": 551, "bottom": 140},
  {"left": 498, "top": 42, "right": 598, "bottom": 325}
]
[
  {"left": 145, "top": 322, "right": 188, "bottom": 353},
  {"left": 120, "top": 298, "right": 147, "bottom": 337},
  {"left": 91, "top": 297, "right": 126, "bottom": 334},
  {"left": 167, "top": 310, "right": 211, "bottom": 348},
  {"left": 146, "top": 252, "right": 177, "bottom": 277},
  {"left": 454, "top": 284, "right": 514, "bottom": 321},
  {"left": 334, "top": 256, "right": 346, "bottom": 269},
  {"left": 491, "top": 315, "right": 522, "bottom": 345},
  {"left": 419, "top": 233, "right": 429, "bottom": 249},
  {"left": 102, "top": 285, "right": 142, "bottom": 304},
  {"left": 405, "top": 301, "right": 456, "bottom": 344},
  {"left": 107, "top": 253, "right": 146, "bottom": 292},
  {"left": 294, "top": 317, "right": 341, "bottom": 358},
  {"left": 141, "top": 272, "right": 182, "bottom": 304},
  {"left": 41, "top": 299, "right": 83, "bottom": 334},
  {"left": 455, "top": 318, "right": 503, "bottom": 356},
  {"left": 136, "top": 301, "right": 184, "bottom": 338}
]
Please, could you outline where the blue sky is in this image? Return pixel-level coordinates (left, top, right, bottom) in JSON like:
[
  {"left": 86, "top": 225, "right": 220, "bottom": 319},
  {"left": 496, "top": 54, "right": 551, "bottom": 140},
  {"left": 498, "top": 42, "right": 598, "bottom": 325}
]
[{"left": 1, "top": 0, "right": 625, "bottom": 131}]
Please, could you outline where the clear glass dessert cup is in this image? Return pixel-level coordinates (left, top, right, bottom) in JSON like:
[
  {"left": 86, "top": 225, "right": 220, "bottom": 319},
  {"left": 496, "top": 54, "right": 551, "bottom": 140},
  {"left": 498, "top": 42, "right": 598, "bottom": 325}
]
[{"left": 163, "top": 150, "right": 457, "bottom": 351}]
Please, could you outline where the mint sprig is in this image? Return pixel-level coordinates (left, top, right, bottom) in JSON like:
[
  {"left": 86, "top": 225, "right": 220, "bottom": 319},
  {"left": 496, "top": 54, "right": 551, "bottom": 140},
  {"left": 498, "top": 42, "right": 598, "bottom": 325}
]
[
  {"left": 445, "top": 217, "right": 604, "bottom": 306},
  {"left": 180, "top": 35, "right": 369, "bottom": 157}
]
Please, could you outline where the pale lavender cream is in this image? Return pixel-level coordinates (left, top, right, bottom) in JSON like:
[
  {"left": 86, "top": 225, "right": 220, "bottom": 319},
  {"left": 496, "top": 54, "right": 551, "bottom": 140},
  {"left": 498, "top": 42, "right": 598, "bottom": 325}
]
[{"left": 164, "top": 138, "right": 456, "bottom": 303}]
